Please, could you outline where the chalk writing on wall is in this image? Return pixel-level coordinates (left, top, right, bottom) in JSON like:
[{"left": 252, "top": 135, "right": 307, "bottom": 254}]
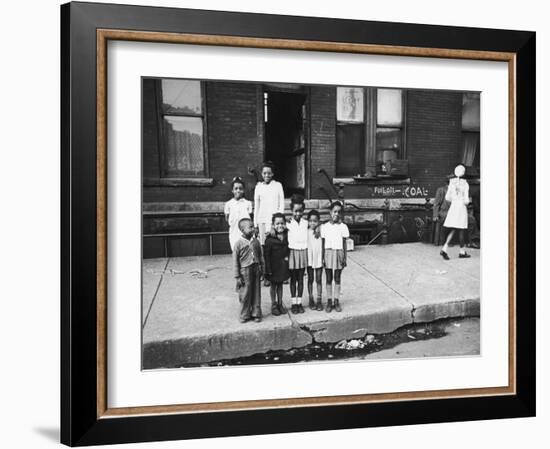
[{"left": 372, "top": 185, "right": 429, "bottom": 198}]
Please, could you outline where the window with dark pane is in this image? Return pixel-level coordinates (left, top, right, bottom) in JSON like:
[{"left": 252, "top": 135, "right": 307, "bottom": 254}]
[
  {"left": 376, "top": 89, "right": 403, "bottom": 166},
  {"left": 336, "top": 124, "right": 364, "bottom": 176},
  {"left": 159, "top": 79, "right": 206, "bottom": 177},
  {"left": 461, "top": 92, "right": 480, "bottom": 172},
  {"left": 336, "top": 87, "right": 364, "bottom": 176}
]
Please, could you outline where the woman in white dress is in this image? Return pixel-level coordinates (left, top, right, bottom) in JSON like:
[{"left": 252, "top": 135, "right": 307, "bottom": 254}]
[{"left": 440, "top": 164, "right": 471, "bottom": 260}]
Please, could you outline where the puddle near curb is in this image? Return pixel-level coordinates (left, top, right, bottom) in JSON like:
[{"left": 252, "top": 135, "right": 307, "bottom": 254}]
[{"left": 179, "top": 317, "right": 475, "bottom": 368}]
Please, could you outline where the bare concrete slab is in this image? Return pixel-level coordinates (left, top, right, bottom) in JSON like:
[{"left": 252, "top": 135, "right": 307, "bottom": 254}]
[
  {"left": 142, "top": 258, "right": 169, "bottom": 325},
  {"left": 348, "top": 243, "right": 480, "bottom": 323},
  {"left": 142, "top": 256, "right": 311, "bottom": 368},
  {"left": 288, "top": 257, "right": 413, "bottom": 343},
  {"left": 142, "top": 243, "right": 480, "bottom": 368}
]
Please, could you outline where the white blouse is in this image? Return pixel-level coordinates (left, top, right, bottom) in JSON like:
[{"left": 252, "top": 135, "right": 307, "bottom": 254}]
[
  {"left": 321, "top": 222, "right": 350, "bottom": 250},
  {"left": 287, "top": 218, "right": 309, "bottom": 250}
]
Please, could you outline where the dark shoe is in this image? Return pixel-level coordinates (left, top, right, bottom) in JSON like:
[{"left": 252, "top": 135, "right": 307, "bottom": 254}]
[
  {"left": 334, "top": 300, "right": 342, "bottom": 312},
  {"left": 459, "top": 253, "right": 471, "bottom": 258},
  {"left": 278, "top": 303, "right": 287, "bottom": 314},
  {"left": 325, "top": 300, "right": 333, "bottom": 313},
  {"left": 291, "top": 304, "right": 298, "bottom": 314},
  {"left": 271, "top": 305, "right": 280, "bottom": 316},
  {"left": 298, "top": 304, "right": 305, "bottom": 314},
  {"left": 440, "top": 250, "right": 450, "bottom": 260},
  {"left": 254, "top": 317, "right": 262, "bottom": 323},
  {"left": 308, "top": 297, "right": 316, "bottom": 309},
  {"left": 316, "top": 299, "right": 323, "bottom": 311},
  {"left": 239, "top": 317, "right": 250, "bottom": 323}
]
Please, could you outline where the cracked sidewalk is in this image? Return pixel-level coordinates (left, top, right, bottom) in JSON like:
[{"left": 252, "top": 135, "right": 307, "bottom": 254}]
[{"left": 142, "top": 242, "right": 480, "bottom": 369}]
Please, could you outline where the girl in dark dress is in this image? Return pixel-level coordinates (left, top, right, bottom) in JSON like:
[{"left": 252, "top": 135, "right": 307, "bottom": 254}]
[{"left": 264, "top": 213, "right": 290, "bottom": 316}]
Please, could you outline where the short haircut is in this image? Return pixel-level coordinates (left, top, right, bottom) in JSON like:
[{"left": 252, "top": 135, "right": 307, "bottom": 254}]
[
  {"left": 238, "top": 217, "right": 252, "bottom": 232},
  {"left": 261, "top": 161, "right": 275, "bottom": 172},
  {"left": 231, "top": 176, "right": 245, "bottom": 189},
  {"left": 329, "top": 200, "right": 343, "bottom": 211},
  {"left": 272, "top": 212, "right": 286, "bottom": 224},
  {"left": 307, "top": 209, "right": 320, "bottom": 220},
  {"left": 290, "top": 193, "right": 305, "bottom": 209}
]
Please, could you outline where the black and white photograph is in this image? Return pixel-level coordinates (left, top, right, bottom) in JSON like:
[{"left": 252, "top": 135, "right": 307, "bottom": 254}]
[{"left": 141, "top": 78, "right": 481, "bottom": 369}]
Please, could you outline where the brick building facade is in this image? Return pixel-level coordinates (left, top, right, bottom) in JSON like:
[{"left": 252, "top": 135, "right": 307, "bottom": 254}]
[{"left": 142, "top": 78, "right": 480, "bottom": 258}]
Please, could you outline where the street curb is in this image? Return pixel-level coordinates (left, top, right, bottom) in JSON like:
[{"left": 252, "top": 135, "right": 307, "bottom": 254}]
[{"left": 142, "top": 296, "right": 480, "bottom": 369}]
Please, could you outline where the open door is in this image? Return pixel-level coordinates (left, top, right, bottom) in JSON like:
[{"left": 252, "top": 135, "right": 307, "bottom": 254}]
[{"left": 264, "top": 90, "right": 307, "bottom": 197}]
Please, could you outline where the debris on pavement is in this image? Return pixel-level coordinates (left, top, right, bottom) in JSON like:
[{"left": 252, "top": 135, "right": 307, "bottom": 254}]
[
  {"left": 335, "top": 339, "right": 365, "bottom": 350},
  {"left": 364, "top": 334, "right": 376, "bottom": 344},
  {"left": 189, "top": 269, "right": 208, "bottom": 278}
]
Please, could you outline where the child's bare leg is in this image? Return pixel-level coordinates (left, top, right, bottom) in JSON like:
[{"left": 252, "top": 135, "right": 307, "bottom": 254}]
[
  {"left": 325, "top": 268, "right": 333, "bottom": 312},
  {"left": 307, "top": 267, "right": 314, "bottom": 300},
  {"left": 333, "top": 269, "right": 343, "bottom": 312},
  {"left": 307, "top": 267, "right": 315, "bottom": 308},
  {"left": 315, "top": 268, "right": 323, "bottom": 301},
  {"left": 270, "top": 283, "right": 277, "bottom": 305},
  {"left": 270, "top": 283, "right": 280, "bottom": 315},
  {"left": 295, "top": 268, "right": 305, "bottom": 311},
  {"left": 289, "top": 270, "right": 297, "bottom": 299},
  {"left": 276, "top": 283, "right": 286, "bottom": 313}
]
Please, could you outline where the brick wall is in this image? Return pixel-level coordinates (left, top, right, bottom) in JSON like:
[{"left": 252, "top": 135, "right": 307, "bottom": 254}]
[
  {"left": 143, "top": 81, "right": 263, "bottom": 203},
  {"left": 406, "top": 90, "right": 463, "bottom": 195},
  {"left": 142, "top": 82, "right": 468, "bottom": 257},
  {"left": 309, "top": 86, "right": 337, "bottom": 198},
  {"left": 144, "top": 82, "right": 464, "bottom": 203},
  {"left": 142, "top": 79, "right": 160, "bottom": 179}
]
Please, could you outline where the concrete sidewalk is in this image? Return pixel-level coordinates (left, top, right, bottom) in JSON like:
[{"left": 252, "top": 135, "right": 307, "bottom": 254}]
[{"left": 142, "top": 243, "right": 480, "bottom": 369}]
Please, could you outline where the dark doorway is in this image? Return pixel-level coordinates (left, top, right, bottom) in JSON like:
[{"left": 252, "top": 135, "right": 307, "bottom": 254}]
[{"left": 264, "top": 90, "right": 307, "bottom": 197}]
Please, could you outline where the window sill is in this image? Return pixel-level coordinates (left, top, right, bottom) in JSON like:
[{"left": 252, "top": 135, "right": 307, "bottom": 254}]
[
  {"left": 333, "top": 177, "right": 411, "bottom": 185},
  {"left": 144, "top": 177, "right": 215, "bottom": 187}
]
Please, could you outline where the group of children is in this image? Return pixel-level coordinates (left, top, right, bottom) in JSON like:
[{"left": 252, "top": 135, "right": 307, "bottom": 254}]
[{"left": 229, "top": 162, "right": 349, "bottom": 324}]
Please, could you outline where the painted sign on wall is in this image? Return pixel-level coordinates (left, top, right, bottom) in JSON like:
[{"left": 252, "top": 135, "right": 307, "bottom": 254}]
[{"left": 371, "top": 185, "right": 429, "bottom": 198}]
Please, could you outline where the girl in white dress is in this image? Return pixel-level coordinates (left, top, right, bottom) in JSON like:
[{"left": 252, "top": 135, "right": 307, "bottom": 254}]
[
  {"left": 224, "top": 177, "right": 253, "bottom": 251},
  {"left": 287, "top": 194, "right": 308, "bottom": 314},
  {"left": 253, "top": 162, "right": 285, "bottom": 287},
  {"left": 306, "top": 210, "right": 323, "bottom": 311},
  {"left": 440, "top": 164, "right": 471, "bottom": 260},
  {"left": 253, "top": 162, "right": 285, "bottom": 246}
]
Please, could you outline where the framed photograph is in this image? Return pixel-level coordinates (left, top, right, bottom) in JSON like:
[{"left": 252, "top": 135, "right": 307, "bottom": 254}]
[{"left": 61, "top": 1, "right": 535, "bottom": 446}]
